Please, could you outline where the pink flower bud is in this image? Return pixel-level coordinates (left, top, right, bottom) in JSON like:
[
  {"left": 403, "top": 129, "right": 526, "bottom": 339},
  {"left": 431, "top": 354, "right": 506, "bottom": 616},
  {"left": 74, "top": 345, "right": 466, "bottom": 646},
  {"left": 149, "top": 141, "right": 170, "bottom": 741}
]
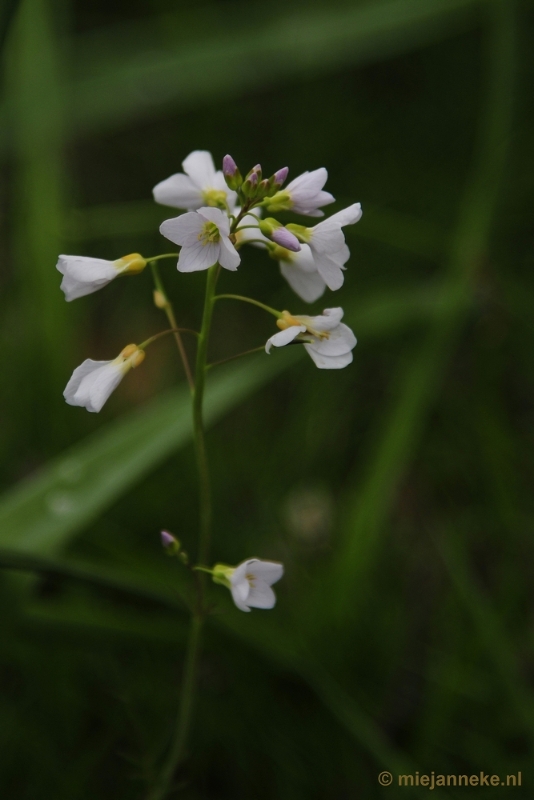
[
  {"left": 271, "top": 227, "right": 301, "bottom": 252},
  {"left": 223, "top": 154, "right": 238, "bottom": 177},
  {"left": 273, "top": 167, "right": 289, "bottom": 186}
]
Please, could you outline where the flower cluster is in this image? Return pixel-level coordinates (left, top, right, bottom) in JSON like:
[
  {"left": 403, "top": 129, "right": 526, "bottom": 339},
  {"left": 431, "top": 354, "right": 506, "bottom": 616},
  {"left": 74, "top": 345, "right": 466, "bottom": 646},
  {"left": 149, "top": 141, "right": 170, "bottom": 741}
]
[{"left": 56, "top": 149, "right": 363, "bottom": 612}]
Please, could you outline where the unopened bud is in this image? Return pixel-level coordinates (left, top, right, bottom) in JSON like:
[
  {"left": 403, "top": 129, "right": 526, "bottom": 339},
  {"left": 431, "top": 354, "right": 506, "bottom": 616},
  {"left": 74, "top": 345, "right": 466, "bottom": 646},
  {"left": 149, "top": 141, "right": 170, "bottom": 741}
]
[
  {"left": 161, "top": 530, "right": 181, "bottom": 555},
  {"left": 153, "top": 289, "right": 167, "bottom": 308},
  {"left": 222, "top": 154, "right": 242, "bottom": 190},
  {"left": 271, "top": 227, "right": 301, "bottom": 252},
  {"left": 273, "top": 167, "right": 289, "bottom": 187},
  {"left": 242, "top": 171, "right": 259, "bottom": 198}
]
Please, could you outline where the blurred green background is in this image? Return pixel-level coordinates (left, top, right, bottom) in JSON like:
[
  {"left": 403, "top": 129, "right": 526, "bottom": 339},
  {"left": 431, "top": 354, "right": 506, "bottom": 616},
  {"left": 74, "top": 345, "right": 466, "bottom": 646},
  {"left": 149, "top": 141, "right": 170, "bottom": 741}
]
[{"left": 1, "top": 0, "right": 533, "bottom": 796}]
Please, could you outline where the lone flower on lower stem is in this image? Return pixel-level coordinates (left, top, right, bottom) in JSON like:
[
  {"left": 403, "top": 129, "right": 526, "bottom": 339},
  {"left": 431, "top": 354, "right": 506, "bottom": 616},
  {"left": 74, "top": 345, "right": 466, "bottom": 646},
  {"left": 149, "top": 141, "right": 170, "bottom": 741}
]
[
  {"left": 64, "top": 344, "right": 145, "bottom": 413},
  {"left": 57, "top": 253, "right": 147, "bottom": 301},
  {"left": 211, "top": 559, "right": 284, "bottom": 612},
  {"left": 266, "top": 307, "right": 356, "bottom": 369},
  {"left": 160, "top": 207, "right": 240, "bottom": 272}
]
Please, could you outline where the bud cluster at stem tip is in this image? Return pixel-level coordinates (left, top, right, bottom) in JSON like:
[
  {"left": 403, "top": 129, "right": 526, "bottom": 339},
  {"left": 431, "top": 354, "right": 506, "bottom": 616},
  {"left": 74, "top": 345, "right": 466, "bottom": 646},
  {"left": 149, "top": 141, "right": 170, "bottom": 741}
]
[{"left": 222, "top": 154, "right": 289, "bottom": 204}]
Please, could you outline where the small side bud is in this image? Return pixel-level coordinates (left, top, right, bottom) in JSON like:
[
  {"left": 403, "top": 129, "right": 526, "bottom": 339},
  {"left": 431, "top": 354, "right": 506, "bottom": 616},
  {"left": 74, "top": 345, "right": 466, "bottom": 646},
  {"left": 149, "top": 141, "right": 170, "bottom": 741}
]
[
  {"left": 222, "top": 154, "right": 242, "bottom": 190},
  {"left": 271, "top": 227, "right": 301, "bottom": 252},
  {"left": 258, "top": 218, "right": 301, "bottom": 251},
  {"left": 161, "top": 530, "right": 181, "bottom": 555},
  {"left": 273, "top": 167, "right": 289, "bottom": 188},
  {"left": 242, "top": 170, "right": 259, "bottom": 198},
  {"left": 153, "top": 289, "right": 167, "bottom": 308}
]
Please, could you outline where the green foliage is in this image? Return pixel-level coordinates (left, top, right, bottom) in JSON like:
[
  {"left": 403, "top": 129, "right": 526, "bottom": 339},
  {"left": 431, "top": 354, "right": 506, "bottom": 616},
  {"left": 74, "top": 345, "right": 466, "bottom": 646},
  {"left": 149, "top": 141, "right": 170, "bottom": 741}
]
[{"left": 0, "top": 0, "right": 532, "bottom": 797}]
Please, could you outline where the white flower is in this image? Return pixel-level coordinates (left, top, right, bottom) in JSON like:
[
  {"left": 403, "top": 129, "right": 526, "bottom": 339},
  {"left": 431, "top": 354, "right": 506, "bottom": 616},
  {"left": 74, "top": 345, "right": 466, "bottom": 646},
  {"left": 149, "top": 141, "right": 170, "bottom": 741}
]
[
  {"left": 57, "top": 253, "right": 146, "bottom": 301},
  {"left": 153, "top": 150, "right": 237, "bottom": 211},
  {"left": 64, "top": 344, "right": 145, "bottom": 413},
  {"left": 298, "top": 203, "right": 362, "bottom": 291},
  {"left": 266, "top": 167, "right": 334, "bottom": 217},
  {"left": 213, "top": 559, "right": 284, "bottom": 612},
  {"left": 160, "top": 207, "right": 240, "bottom": 273},
  {"left": 265, "top": 307, "right": 356, "bottom": 369}
]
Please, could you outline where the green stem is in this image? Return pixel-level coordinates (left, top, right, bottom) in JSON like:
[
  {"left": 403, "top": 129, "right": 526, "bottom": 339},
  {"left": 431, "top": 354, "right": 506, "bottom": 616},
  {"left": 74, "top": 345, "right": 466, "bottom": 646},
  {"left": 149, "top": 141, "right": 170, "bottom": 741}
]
[
  {"left": 214, "top": 293, "right": 281, "bottom": 318},
  {"left": 147, "top": 252, "right": 180, "bottom": 262},
  {"left": 150, "top": 261, "right": 195, "bottom": 392},
  {"left": 147, "top": 264, "right": 219, "bottom": 800},
  {"left": 207, "top": 345, "right": 265, "bottom": 370}
]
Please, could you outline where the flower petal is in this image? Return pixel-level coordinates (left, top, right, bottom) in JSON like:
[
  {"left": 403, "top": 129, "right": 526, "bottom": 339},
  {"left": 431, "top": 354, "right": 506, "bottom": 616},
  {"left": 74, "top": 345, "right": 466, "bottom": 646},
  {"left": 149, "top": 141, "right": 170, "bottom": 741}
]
[
  {"left": 160, "top": 213, "right": 203, "bottom": 247},
  {"left": 246, "top": 583, "right": 276, "bottom": 609},
  {"left": 246, "top": 559, "right": 284, "bottom": 585},
  {"left": 307, "top": 323, "right": 356, "bottom": 356},
  {"left": 304, "top": 346, "right": 354, "bottom": 369},
  {"left": 197, "top": 206, "right": 230, "bottom": 236},
  {"left": 64, "top": 359, "right": 109, "bottom": 403},
  {"left": 152, "top": 174, "right": 202, "bottom": 210},
  {"left": 279, "top": 261, "right": 326, "bottom": 303},
  {"left": 177, "top": 241, "right": 219, "bottom": 272},
  {"left": 182, "top": 150, "right": 217, "bottom": 187},
  {"left": 57, "top": 256, "right": 118, "bottom": 301},
  {"left": 218, "top": 235, "right": 240, "bottom": 271},
  {"left": 265, "top": 325, "right": 305, "bottom": 353},
  {"left": 230, "top": 580, "right": 252, "bottom": 612},
  {"left": 313, "top": 254, "right": 345, "bottom": 291}
]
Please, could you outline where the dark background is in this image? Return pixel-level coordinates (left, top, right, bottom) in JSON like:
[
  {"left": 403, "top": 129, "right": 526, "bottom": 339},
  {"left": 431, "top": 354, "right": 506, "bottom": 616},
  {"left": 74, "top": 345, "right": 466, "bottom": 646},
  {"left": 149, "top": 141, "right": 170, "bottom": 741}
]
[{"left": 0, "top": 0, "right": 533, "bottom": 797}]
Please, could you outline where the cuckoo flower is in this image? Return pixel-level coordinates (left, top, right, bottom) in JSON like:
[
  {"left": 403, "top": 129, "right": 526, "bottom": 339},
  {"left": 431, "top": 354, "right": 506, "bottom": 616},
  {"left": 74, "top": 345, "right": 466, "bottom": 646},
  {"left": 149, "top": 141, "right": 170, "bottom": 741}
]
[
  {"left": 212, "top": 559, "right": 284, "bottom": 612},
  {"left": 160, "top": 207, "right": 240, "bottom": 272},
  {"left": 57, "top": 254, "right": 146, "bottom": 301},
  {"left": 289, "top": 203, "right": 362, "bottom": 291},
  {"left": 64, "top": 344, "right": 145, "bottom": 413},
  {"left": 265, "top": 167, "right": 334, "bottom": 217},
  {"left": 265, "top": 307, "right": 356, "bottom": 369},
  {"left": 153, "top": 150, "right": 237, "bottom": 211}
]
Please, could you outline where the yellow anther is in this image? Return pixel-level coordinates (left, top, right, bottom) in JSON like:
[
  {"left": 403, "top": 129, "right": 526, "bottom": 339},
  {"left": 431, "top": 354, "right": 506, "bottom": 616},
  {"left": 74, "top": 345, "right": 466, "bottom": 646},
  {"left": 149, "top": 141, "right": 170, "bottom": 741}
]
[
  {"left": 119, "top": 344, "right": 145, "bottom": 367},
  {"left": 277, "top": 310, "right": 302, "bottom": 330},
  {"left": 120, "top": 344, "right": 138, "bottom": 359},
  {"left": 202, "top": 189, "right": 227, "bottom": 208},
  {"left": 198, "top": 221, "right": 220, "bottom": 246}
]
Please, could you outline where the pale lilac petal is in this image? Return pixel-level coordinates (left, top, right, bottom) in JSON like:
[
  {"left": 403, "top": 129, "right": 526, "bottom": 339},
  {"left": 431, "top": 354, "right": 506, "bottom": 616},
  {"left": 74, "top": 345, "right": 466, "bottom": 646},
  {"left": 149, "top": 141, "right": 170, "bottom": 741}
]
[
  {"left": 308, "top": 324, "right": 356, "bottom": 355},
  {"left": 160, "top": 213, "right": 203, "bottom": 246},
  {"left": 279, "top": 261, "right": 326, "bottom": 303},
  {"left": 265, "top": 326, "right": 305, "bottom": 353},
  {"left": 304, "top": 347, "right": 353, "bottom": 369},
  {"left": 182, "top": 150, "right": 217, "bottom": 187},
  {"left": 197, "top": 206, "right": 230, "bottom": 236},
  {"left": 313, "top": 254, "right": 345, "bottom": 291},
  {"left": 325, "top": 203, "right": 362, "bottom": 228},
  {"left": 230, "top": 580, "right": 252, "bottom": 612},
  {"left": 64, "top": 359, "right": 109, "bottom": 403},
  {"left": 309, "top": 225, "right": 346, "bottom": 255},
  {"left": 153, "top": 174, "right": 202, "bottom": 209},
  {"left": 246, "top": 560, "right": 284, "bottom": 584},
  {"left": 57, "top": 256, "right": 119, "bottom": 301},
  {"left": 177, "top": 241, "right": 219, "bottom": 272},
  {"left": 77, "top": 364, "right": 124, "bottom": 413},
  {"left": 246, "top": 584, "right": 276, "bottom": 609},
  {"left": 306, "top": 307, "right": 344, "bottom": 331},
  {"left": 218, "top": 236, "right": 240, "bottom": 271}
]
